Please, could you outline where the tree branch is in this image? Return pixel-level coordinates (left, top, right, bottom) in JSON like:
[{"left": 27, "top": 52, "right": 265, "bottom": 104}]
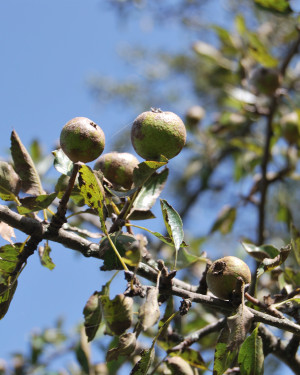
[{"left": 1, "top": 204, "right": 300, "bottom": 337}]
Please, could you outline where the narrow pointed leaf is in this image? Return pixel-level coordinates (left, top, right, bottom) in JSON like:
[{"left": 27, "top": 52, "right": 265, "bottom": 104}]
[
  {"left": 0, "top": 279, "right": 18, "bottom": 320},
  {"left": 17, "top": 193, "right": 57, "bottom": 214},
  {"left": 78, "top": 165, "right": 106, "bottom": 233},
  {"left": 10, "top": 130, "right": 43, "bottom": 195},
  {"left": 160, "top": 199, "right": 184, "bottom": 251},
  {"left": 254, "top": 0, "right": 292, "bottom": 14},
  {"left": 238, "top": 326, "right": 264, "bottom": 375}
]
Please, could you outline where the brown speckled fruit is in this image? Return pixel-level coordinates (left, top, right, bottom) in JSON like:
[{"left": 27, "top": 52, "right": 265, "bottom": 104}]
[
  {"left": 60, "top": 117, "right": 105, "bottom": 163},
  {"left": 94, "top": 152, "right": 139, "bottom": 189},
  {"left": 206, "top": 256, "right": 251, "bottom": 300},
  {"left": 131, "top": 109, "right": 186, "bottom": 161}
]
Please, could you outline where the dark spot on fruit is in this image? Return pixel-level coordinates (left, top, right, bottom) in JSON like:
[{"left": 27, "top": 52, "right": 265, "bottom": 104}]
[
  {"left": 211, "top": 260, "right": 226, "bottom": 275},
  {"left": 87, "top": 192, "right": 92, "bottom": 199}
]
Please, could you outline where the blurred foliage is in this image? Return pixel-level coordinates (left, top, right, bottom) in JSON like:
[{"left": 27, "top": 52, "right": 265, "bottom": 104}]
[{"left": 1, "top": 0, "right": 300, "bottom": 374}]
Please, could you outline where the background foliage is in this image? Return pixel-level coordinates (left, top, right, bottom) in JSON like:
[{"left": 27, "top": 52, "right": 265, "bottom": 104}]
[{"left": 1, "top": 0, "right": 300, "bottom": 374}]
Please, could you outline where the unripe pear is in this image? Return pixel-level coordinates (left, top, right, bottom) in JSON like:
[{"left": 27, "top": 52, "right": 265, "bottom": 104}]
[
  {"left": 60, "top": 117, "right": 105, "bottom": 163},
  {"left": 94, "top": 152, "right": 139, "bottom": 189},
  {"left": 185, "top": 105, "right": 205, "bottom": 128},
  {"left": 206, "top": 256, "right": 251, "bottom": 300},
  {"left": 131, "top": 109, "right": 186, "bottom": 161},
  {"left": 280, "top": 111, "right": 300, "bottom": 144},
  {"left": 249, "top": 66, "right": 281, "bottom": 96}
]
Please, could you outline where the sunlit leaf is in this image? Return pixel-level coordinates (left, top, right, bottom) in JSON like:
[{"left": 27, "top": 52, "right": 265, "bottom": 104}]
[
  {"left": 254, "top": 0, "right": 292, "bottom": 14},
  {"left": 78, "top": 164, "right": 106, "bottom": 233},
  {"left": 17, "top": 193, "right": 57, "bottom": 214},
  {"left": 52, "top": 148, "right": 74, "bottom": 176},
  {"left": 238, "top": 326, "right": 264, "bottom": 375},
  {"left": 0, "top": 279, "right": 18, "bottom": 320},
  {"left": 213, "top": 326, "right": 238, "bottom": 375},
  {"left": 242, "top": 242, "right": 279, "bottom": 262},
  {"left": 257, "top": 245, "right": 290, "bottom": 277},
  {"left": 38, "top": 242, "right": 55, "bottom": 270},
  {"left": 10, "top": 130, "right": 43, "bottom": 195},
  {"left": 160, "top": 199, "right": 184, "bottom": 251},
  {"left": 132, "top": 168, "right": 169, "bottom": 212},
  {"left": 133, "top": 158, "right": 168, "bottom": 187}
]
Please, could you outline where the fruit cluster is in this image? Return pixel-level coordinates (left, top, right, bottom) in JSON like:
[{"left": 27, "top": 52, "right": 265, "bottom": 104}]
[{"left": 60, "top": 109, "right": 186, "bottom": 189}]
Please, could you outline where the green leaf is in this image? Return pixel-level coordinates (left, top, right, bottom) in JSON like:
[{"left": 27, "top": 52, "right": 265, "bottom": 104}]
[
  {"left": 0, "top": 279, "right": 18, "bottom": 320},
  {"left": 38, "top": 242, "right": 55, "bottom": 270},
  {"left": 83, "top": 291, "right": 102, "bottom": 342},
  {"left": 132, "top": 168, "right": 169, "bottom": 212},
  {"left": 242, "top": 242, "right": 279, "bottom": 262},
  {"left": 211, "top": 205, "right": 236, "bottom": 235},
  {"left": 254, "top": 0, "right": 292, "bottom": 14},
  {"left": 100, "top": 294, "right": 133, "bottom": 335},
  {"left": 169, "top": 349, "right": 206, "bottom": 370},
  {"left": 133, "top": 158, "right": 168, "bottom": 187},
  {"left": 52, "top": 148, "right": 74, "bottom": 176},
  {"left": 17, "top": 193, "right": 57, "bottom": 214},
  {"left": 100, "top": 233, "right": 136, "bottom": 270},
  {"left": 75, "top": 327, "right": 90, "bottom": 374},
  {"left": 257, "top": 245, "right": 291, "bottom": 277},
  {"left": 10, "top": 130, "right": 43, "bottom": 195},
  {"left": 130, "top": 347, "right": 155, "bottom": 375},
  {"left": 127, "top": 210, "right": 156, "bottom": 221},
  {"left": 0, "top": 243, "right": 23, "bottom": 320},
  {"left": 78, "top": 164, "right": 106, "bottom": 233},
  {"left": 238, "top": 326, "right": 264, "bottom": 375},
  {"left": 160, "top": 199, "right": 184, "bottom": 252},
  {"left": 0, "top": 161, "right": 21, "bottom": 202},
  {"left": 174, "top": 248, "right": 206, "bottom": 270},
  {"left": 213, "top": 326, "right": 238, "bottom": 375},
  {"left": 247, "top": 32, "right": 278, "bottom": 67}
]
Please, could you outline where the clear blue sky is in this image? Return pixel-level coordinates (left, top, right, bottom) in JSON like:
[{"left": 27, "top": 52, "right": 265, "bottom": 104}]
[{"left": 0, "top": 2, "right": 295, "bottom": 374}]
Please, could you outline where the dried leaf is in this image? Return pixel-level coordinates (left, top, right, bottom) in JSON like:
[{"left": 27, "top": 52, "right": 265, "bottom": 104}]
[
  {"left": 0, "top": 221, "right": 16, "bottom": 244},
  {"left": 10, "top": 130, "right": 43, "bottom": 195},
  {"left": 138, "top": 286, "right": 160, "bottom": 331}
]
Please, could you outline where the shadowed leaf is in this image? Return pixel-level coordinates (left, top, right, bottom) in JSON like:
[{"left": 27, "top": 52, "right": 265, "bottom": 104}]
[
  {"left": 38, "top": 243, "right": 55, "bottom": 270},
  {"left": 130, "top": 347, "right": 155, "bottom": 375},
  {"left": 133, "top": 158, "right": 168, "bottom": 187},
  {"left": 17, "top": 193, "right": 57, "bottom": 214},
  {"left": 211, "top": 205, "right": 236, "bottom": 235},
  {"left": 106, "top": 332, "right": 136, "bottom": 362},
  {"left": 0, "top": 161, "right": 21, "bottom": 202},
  {"left": 83, "top": 291, "right": 102, "bottom": 342},
  {"left": 10, "top": 130, "right": 43, "bottom": 195},
  {"left": 138, "top": 286, "right": 160, "bottom": 331}
]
